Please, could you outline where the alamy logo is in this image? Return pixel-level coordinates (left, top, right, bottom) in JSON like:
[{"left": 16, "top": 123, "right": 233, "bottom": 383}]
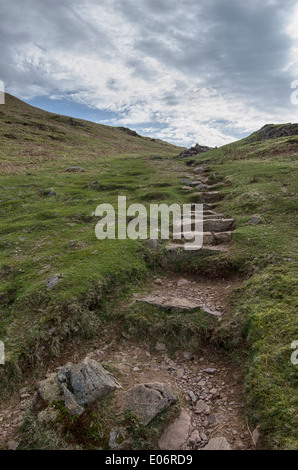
[
  {"left": 0, "top": 80, "right": 4, "bottom": 105},
  {"left": 94, "top": 197, "right": 204, "bottom": 250},
  {"left": 291, "top": 80, "right": 298, "bottom": 105},
  {"left": 291, "top": 340, "right": 298, "bottom": 365},
  {"left": 0, "top": 341, "right": 4, "bottom": 365}
]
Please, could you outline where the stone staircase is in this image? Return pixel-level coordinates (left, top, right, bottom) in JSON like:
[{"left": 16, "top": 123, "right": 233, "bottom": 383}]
[{"left": 166, "top": 165, "right": 235, "bottom": 257}]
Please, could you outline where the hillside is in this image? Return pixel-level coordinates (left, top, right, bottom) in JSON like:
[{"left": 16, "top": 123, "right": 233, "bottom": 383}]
[
  {"left": 0, "top": 94, "right": 182, "bottom": 174},
  {"left": 0, "top": 95, "right": 297, "bottom": 451}
]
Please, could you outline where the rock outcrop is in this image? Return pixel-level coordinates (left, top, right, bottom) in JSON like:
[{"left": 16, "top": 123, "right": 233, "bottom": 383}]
[{"left": 124, "top": 382, "right": 176, "bottom": 425}]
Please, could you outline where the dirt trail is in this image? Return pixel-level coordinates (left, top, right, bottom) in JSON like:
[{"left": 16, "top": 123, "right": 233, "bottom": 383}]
[{"left": 0, "top": 163, "right": 256, "bottom": 450}]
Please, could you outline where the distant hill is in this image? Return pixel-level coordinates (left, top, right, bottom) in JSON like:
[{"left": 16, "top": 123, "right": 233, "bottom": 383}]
[
  {"left": 247, "top": 123, "right": 298, "bottom": 143},
  {"left": 0, "top": 93, "right": 183, "bottom": 173}
]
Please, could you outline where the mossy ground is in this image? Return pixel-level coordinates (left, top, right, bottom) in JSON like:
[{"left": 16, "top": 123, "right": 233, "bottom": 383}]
[
  {"left": 0, "top": 95, "right": 297, "bottom": 449},
  {"left": 185, "top": 135, "right": 298, "bottom": 450}
]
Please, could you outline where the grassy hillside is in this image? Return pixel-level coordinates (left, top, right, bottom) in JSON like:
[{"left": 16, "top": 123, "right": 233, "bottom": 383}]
[
  {"left": 0, "top": 94, "right": 184, "bottom": 382},
  {"left": 0, "top": 94, "right": 297, "bottom": 449},
  {"left": 0, "top": 94, "right": 181, "bottom": 174},
  {"left": 183, "top": 134, "right": 298, "bottom": 449}
]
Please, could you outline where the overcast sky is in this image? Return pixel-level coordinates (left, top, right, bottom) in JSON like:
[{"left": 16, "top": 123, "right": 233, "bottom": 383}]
[{"left": 1, "top": 0, "right": 298, "bottom": 146}]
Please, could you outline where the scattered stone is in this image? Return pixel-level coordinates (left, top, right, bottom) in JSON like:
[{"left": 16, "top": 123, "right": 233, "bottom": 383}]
[
  {"left": 250, "top": 216, "right": 261, "bottom": 225},
  {"left": 124, "top": 382, "right": 176, "bottom": 426},
  {"left": 46, "top": 273, "right": 62, "bottom": 290},
  {"left": 202, "top": 437, "right": 231, "bottom": 450},
  {"left": 187, "top": 390, "right": 197, "bottom": 403},
  {"left": 147, "top": 239, "right": 159, "bottom": 250},
  {"left": 63, "top": 167, "right": 84, "bottom": 172},
  {"left": 183, "top": 351, "right": 194, "bottom": 360},
  {"left": 158, "top": 410, "right": 191, "bottom": 450},
  {"left": 177, "top": 279, "right": 190, "bottom": 287},
  {"left": 189, "top": 430, "right": 201, "bottom": 446},
  {"left": 7, "top": 440, "right": 19, "bottom": 451},
  {"left": 38, "top": 188, "right": 56, "bottom": 197},
  {"left": 177, "top": 368, "right": 184, "bottom": 378},
  {"left": 204, "top": 368, "right": 217, "bottom": 375},
  {"left": 195, "top": 400, "right": 211, "bottom": 415},
  {"left": 252, "top": 427, "right": 261, "bottom": 446},
  {"left": 155, "top": 342, "right": 166, "bottom": 351}
]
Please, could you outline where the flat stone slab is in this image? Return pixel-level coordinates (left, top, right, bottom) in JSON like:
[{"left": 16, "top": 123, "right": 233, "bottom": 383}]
[
  {"left": 191, "top": 191, "right": 223, "bottom": 203},
  {"left": 165, "top": 243, "right": 229, "bottom": 257},
  {"left": 136, "top": 295, "right": 200, "bottom": 311},
  {"left": 124, "top": 382, "right": 176, "bottom": 426},
  {"left": 203, "top": 219, "right": 235, "bottom": 232},
  {"left": 136, "top": 295, "right": 222, "bottom": 316},
  {"left": 158, "top": 410, "right": 191, "bottom": 450},
  {"left": 202, "top": 437, "right": 231, "bottom": 450}
]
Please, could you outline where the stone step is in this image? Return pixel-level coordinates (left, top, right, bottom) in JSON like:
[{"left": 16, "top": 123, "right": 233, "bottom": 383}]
[
  {"left": 179, "top": 214, "right": 224, "bottom": 221},
  {"left": 165, "top": 243, "right": 229, "bottom": 258},
  {"left": 173, "top": 231, "right": 233, "bottom": 245},
  {"left": 176, "top": 218, "right": 235, "bottom": 232},
  {"left": 190, "top": 192, "right": 224, "bottom": 203},
  {"left": 181, "top": 179, "right": 203, "bottom": 187},
  {"left": 135, "top": 295, "right": 222, "bottom": 316}
]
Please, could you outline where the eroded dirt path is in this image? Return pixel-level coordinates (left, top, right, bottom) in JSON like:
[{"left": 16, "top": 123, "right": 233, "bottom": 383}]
[{"left": 0, "top": 273, "right": 254, "bottom": 450}]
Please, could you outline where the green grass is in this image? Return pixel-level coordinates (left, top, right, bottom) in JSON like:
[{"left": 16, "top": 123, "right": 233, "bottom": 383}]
[
  {"left": 187, "top": 135, "right": 298, "bottom": 449},
  {"left": 0, "top": 94, "right": 297, "bottom": 449},
  {"left": 0, "top": 94, "right": 185, "bottom": 398}
]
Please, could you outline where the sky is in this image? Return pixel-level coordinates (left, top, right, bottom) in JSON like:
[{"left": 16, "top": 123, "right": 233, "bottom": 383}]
[{"left": 0, "top": 0, "right": 298, "bottom": 147}]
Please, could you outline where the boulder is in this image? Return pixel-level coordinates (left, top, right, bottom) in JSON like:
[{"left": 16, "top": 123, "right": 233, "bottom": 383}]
[
  {"left": 203, "top": 219, "right": 235, "bottom": 232},
  {"left": 124, "top": 382, "right": 176, "bottom": 426},
  {"left": 57, "top": 357, "right": 121, "bottom": 406},
  {"left": 158, "top": 410, "right": 191, "bottom": 450},
  {"left": 202, "top": 437, "right": 231, "bottom": 450},
  {"left": 38, "top": 374, "right": 62, "bottom": 404}
]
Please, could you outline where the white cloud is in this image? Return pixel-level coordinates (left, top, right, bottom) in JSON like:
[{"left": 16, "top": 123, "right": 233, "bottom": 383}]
[{"left": 0, "top": 0, "right": 297, "bottom": 146}]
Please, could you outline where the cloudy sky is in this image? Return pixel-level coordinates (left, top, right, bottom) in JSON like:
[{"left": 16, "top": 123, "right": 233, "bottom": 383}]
[{"left": 1, "top": 0, "right": 298, "bottom": 146}]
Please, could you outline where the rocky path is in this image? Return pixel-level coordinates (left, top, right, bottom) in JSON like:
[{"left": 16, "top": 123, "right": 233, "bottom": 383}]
[{"left": 0, "top": 163, "right": 258, "bottom": 451}]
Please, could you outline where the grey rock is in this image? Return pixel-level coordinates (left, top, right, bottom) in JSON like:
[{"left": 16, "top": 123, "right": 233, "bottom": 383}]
[
  {"left": 183, "top": 351, "right": 194, "bottom": 360},
  {"left": 124, "top": 382, "right": 176, "bottom": 426},
  {"left": 64, "top": 167, "right": 84, "bottom": 172},
  {"left": 202, "top": 436, "right": 231, "bottom": 450},
  {"left": 147, "top": 238, "right": 159, "bottom": 250},
  {"left": 204, "top": 368, "right": 217, "bottom": 375},
  {"left": 137, "top": 295, "right": 200, "bottom": 312},
  {"left": 58, "top": 357, "right": 121, "bottom": 406},
  {"left": 158, "top": 410, "right": 191, "bottom": 450},
  {"left": 250, "top": 216, "right": 261, "bottom": 225},
  {"left": 61, "top": 384, "right": 84, "bottom": 416},
  {"left": 7, "top": 440, "right": 19, "bottom": 451},
  {"left": 38, "top": 188, "right": 56, "bottom": 197},
  {"left": 46, "top": 273, "right": 62, "bottom": 290},
  {"left": 188, "top": 390, "right": 197, "bottom": 403},
  {"left": 203, "top": 218, "right": 235, "bottom": 232},
  {"left": 189, "top": 430, "right": 201, "bottom": 445},
  {"left": 195, "top": 400, "right": 211, "bottom": 415},
  {"left": 38, "top": 374, "right": 62, "bottom": 403},
  {"left": 252, "top": 427, "right": 261, "bottom": 446}
]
